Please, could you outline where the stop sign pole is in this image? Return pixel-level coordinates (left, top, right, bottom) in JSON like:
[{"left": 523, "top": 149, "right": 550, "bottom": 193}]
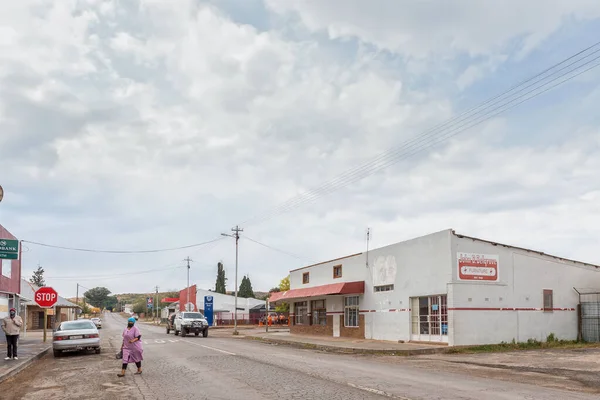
[{"left": 35, "top": 287, "right": 58, "bottom": 342}]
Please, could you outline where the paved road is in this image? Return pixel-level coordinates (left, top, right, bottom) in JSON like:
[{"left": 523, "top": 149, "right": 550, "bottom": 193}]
[{"left": 0, "top": 313, "right": 597, "bottom": 399}]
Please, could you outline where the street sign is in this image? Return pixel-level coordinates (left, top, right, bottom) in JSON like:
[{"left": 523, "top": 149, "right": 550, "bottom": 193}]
[
  {"left": 35, "top": 287, "right": 58, "bottom": 308},
  {"left": 0, "top": 239, "right": 19, "bottom": 260},
  {"left": 204, "top": 296, "right": 214, "bottom": 326},
  {"left": 147, "top": 297, "right": 153, "bottom": 308}
]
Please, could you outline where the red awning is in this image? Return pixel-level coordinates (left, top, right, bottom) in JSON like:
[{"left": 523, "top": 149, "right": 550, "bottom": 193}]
[
  {"left": 269, "top": 281, "right": 364, "bottom": 302},
  {"left": 161, "top": 297, "right": 179, "bottom": 303}
]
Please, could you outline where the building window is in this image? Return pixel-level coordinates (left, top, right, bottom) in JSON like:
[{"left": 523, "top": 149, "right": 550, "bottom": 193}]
[
  {"left": 303, "top": 272, "right": 310, "bottom": 284},
  {"left": 411, "top": 295, "right": 448, "bottom": 337},
  {"left": 311, "top": 300, "right": 327, "bottom": 326},
  {"left": 543, "top": 289, "right": 553, "bottom": 312},
  {"left": 344, "top": 296, "right": 359, "bottom": 327},
  {"left": 333, "top": 265, "right": 342, "bottom": 279},
  {"left": 374, "top": 284, "right": 394, "bottom": 292},
  {"left": 294, "top": 301, "right": 308, "bottom": 325}
]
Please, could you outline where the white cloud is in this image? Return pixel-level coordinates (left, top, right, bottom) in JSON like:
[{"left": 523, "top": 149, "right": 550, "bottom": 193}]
[
  {"left": 1, "top": 0, "right": 599, "bottom": 297},
  {"left": 265, "top": 0, "right": 600, "bottom": 59}
]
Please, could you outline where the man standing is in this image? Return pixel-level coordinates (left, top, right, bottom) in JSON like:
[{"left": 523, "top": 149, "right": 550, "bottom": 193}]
[{"left": 1, "top": 308, "right": 23, "bottom": 360}]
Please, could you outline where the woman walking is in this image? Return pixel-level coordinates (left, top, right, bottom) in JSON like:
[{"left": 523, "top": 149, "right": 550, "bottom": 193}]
[{"left": 118, "top": 317, "right": 143, "bottom": 377}]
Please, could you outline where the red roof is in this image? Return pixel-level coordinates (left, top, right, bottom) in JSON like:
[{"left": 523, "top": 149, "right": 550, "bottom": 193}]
[{"left": 269, "top": 281, "right": 364, "bottom": 302}]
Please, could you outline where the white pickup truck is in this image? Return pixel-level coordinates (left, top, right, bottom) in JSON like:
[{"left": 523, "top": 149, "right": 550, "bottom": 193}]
[{"left": 174, "top": 312, "right": 209, "bottom": 337}]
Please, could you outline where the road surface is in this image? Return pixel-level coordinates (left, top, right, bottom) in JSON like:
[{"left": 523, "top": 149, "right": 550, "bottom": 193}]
[{"left": 0, "top": 312, "right": 597, "bottom": 399}]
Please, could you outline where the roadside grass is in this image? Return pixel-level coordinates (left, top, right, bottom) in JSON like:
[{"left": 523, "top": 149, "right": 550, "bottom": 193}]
[{"left": 446, "top": 334, "right": 600, "bottom": 354}]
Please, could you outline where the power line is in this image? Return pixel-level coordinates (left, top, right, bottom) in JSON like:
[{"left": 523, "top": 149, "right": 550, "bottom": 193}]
[
  {"left": 21, "top": 236, "right": 226, "bottom": 254},
  {"left": 46, "top": 265, "right": 186, "bottom": 281},
  {"left": 243, "top": 236, "right": 311, "bottom": 262},
  {"left": 239, "top": 41, "right": 600, "bottom": 227}
]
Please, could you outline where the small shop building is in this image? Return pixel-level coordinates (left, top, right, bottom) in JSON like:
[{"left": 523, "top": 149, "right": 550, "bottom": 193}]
[
  {"left": 269, "top": 229, "right": 600, "bottom": 346},
  {"left": 19, "top": 279, "right": 80, "bottom": 330}
]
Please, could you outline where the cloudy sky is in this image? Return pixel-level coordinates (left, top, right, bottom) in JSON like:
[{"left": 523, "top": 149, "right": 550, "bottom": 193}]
[{"left": 1, "top": 0, "right": 600, "bottom": 298}]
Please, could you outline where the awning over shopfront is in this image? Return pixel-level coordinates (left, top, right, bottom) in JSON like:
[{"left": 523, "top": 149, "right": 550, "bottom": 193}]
[{"left": 269, "top": 281, "right": 365, "bottom": 302}]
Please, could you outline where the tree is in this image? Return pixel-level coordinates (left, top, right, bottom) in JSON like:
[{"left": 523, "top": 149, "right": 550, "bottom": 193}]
[
  {"left": 275, "top": 275, "right": 290, "bottom": 313},
  {"left": 238, "top": 275, "right": 255, "bottom": 298},
  {"left": 84, "top": 287, "right": 112, "bottom": 308},
  {"left": 104, "top": 295, "right": 118, "bottom": 311},
  {"left": 279, "top": 275, "right": 290, "bottom": 291},
  {"left": 133, "top": 299, "right": 146, "bottom": 315},
  {"left": 215, "top": 262, "right": 227, "bottom": 294},
  {"left": 30, "top": 265, "right": 45, "bottom": 287}
]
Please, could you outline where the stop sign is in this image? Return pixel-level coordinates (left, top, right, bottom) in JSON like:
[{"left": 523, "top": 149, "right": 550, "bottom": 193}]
[{"left": 35, "top": 287, "right": 58, "bottom": 308}]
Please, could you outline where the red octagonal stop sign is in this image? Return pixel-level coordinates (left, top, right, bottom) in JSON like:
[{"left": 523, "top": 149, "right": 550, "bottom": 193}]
[{"left": 35, "top": 287, "right": 58, "bottom": 308}]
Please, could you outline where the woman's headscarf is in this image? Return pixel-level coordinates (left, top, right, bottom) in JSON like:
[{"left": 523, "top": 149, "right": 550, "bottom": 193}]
[{"left": 128, "top": 317, "right": 136, "bottom": 324}]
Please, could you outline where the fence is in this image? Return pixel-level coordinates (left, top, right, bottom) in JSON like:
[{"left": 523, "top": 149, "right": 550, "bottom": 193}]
[
  {"left": 214, "top": 312, "right": 290, "bottom": 326},
  {"left": 575, "top": 289, "right": 600, "bottom": 342}
]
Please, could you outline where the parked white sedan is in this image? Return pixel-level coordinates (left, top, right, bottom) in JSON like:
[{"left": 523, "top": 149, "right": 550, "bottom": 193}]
[
  {"left": 53, "top": 320, "right": 101, "bottom": 357},
  {"left": 91, "top": 317, "right": 102, "bottom": 329}
]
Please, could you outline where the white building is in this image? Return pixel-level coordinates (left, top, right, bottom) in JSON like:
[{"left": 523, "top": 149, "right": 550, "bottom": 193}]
[
  {"left": 270, "top": 229, "right": 600, "bottom": 346},
  {"left": 195, "top": 288, "right": 265, "bottom": 316}
]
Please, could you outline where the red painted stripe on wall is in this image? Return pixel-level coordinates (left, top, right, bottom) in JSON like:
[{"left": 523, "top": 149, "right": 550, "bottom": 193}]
[{"left": 448, "top": 307, "right": 576, "bottom": 311}]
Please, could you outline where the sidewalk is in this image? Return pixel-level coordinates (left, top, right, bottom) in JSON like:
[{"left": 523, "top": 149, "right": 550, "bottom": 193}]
[
  {"left": 238, "top": 329, "right": 447, "bottom": 355},
  {"left": 0, "top": 332, "right": 52, "bottom": 384}
]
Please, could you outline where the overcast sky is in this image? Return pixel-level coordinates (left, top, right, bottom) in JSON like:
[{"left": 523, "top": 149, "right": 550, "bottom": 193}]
[{"left": 1, "top": 1, "right": 600, "bottom": 298}]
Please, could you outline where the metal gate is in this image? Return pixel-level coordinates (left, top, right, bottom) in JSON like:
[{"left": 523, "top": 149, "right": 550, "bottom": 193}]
[{"left": 574, "top": 289, "right": 600, "bottom": 342}]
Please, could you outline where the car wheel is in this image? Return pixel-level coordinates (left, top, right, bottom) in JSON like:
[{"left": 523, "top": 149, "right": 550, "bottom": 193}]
[
  {"left": 95, "top": 348, "right": 101, "bottom": 354},
  {"left": 203, "top": 329, "right": 208, "bottom": 338},
  {"left": 53, "top": 350, "right": 61, "bottom": 357},
  {"left": 181, "top": 328, "right": 186, "bottom": 337},
  {"left": 174, "top": 329, "right": 179, "bottom": 336},
  {"left": 195, "top": 332, "right": 199, "bottom": 336}
]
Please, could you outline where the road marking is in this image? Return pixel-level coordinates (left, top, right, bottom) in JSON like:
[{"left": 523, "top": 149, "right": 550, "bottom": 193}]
[
  {"left": 179, "top": 339, "right": 236, "bottom": 355},
  {"left": 346, "top": 383, "right": 412, "bottom": 400}
]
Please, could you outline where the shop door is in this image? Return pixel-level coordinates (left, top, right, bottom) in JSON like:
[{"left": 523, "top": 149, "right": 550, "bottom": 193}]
[{"left": 410, "top": 295, "right": 448, "bottom": 343}]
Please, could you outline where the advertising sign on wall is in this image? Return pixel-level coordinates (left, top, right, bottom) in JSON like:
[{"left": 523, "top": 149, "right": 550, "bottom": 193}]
[{"left": 457, "top": 252, "right": 499, "bottom": 281}]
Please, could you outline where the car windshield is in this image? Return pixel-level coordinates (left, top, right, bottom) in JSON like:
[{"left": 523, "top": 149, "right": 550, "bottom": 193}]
[
  {"left": 59, "top": 321, "right": 95, "bottom": 331},
  {"left": 182, "top": 313, "right": 204, "bottom": 319}
]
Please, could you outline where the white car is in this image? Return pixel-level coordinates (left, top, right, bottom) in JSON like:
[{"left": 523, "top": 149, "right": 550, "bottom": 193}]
[
  {"left": 53, "top": 320, "right": 101, "bottom": 357},
  {"left": 174, "top": 312, "right": 209, "bottom": 337},
  {"left": 91, "top": 318, "right": 102, "bottom": 329}
]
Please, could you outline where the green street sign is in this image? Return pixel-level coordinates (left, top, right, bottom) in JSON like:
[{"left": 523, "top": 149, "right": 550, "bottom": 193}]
[
  {"left": 0, "top": 239, "right": 19, "bottom": 260},
  {"left": 0, "top": 252, "right": 18, "bottom": 260}
]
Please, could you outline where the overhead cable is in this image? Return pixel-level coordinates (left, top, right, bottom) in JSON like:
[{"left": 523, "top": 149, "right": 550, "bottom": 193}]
[
  {"left": 21, "top": 236, "right": 226, "bottom": 254},
  {"left": 240, "top": 41, "right": 600, "bottom": 227}
]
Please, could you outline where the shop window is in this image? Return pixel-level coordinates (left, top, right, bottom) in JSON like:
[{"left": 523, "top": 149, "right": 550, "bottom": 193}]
[
  {"left": 374, "top": 284, "right": 394, "bottom": 292},
  {"left": 411, "top": 295, "right": 448, "bottom": 338},
  {"left": 543, "top": 289, "right": 553, "bottom": 312},
  {"left": 344, "top": 296, "right": 359, "bottom": 327},
  {"left": 303, "top": 272, "right": 310, "bottom": 284},
  {"left": 311, "top": 300, "right": 327, "bottom": 326},
  {"left": 333, "top": 265, "right": 342, "bottom": 279},
  {"left": 294, "top": 301, "right": 308, "bottom": 325}
]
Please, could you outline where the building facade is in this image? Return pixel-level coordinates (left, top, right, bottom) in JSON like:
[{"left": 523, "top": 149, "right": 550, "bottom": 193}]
[
  {"left": 0, "top": 224, "right": 22, "bottom": 318},
  {"left": 270, "top": 229, "right": 600, "bottom": 346}
]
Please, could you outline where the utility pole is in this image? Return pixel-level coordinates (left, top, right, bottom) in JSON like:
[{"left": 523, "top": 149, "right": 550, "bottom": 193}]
[
  {"left": 155, "top": 286, "right": 159, "bottom": 323},
  {"left": 366, "top": 228, "right": 371, "bottom": 268},
  {"left": 184, "top": 257, "right": 193, "bottom": 311},
  {"left": 75, "top": 283, "right": 79, "bottom": 320},
  {"left": 222, "top": 225, "right": 243, "bottom": 335}
]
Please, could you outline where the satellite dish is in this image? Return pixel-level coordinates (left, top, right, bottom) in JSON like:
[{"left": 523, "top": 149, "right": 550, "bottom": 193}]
[{"left": 0, "top": 185, "right": 3, "bottom": 202}]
